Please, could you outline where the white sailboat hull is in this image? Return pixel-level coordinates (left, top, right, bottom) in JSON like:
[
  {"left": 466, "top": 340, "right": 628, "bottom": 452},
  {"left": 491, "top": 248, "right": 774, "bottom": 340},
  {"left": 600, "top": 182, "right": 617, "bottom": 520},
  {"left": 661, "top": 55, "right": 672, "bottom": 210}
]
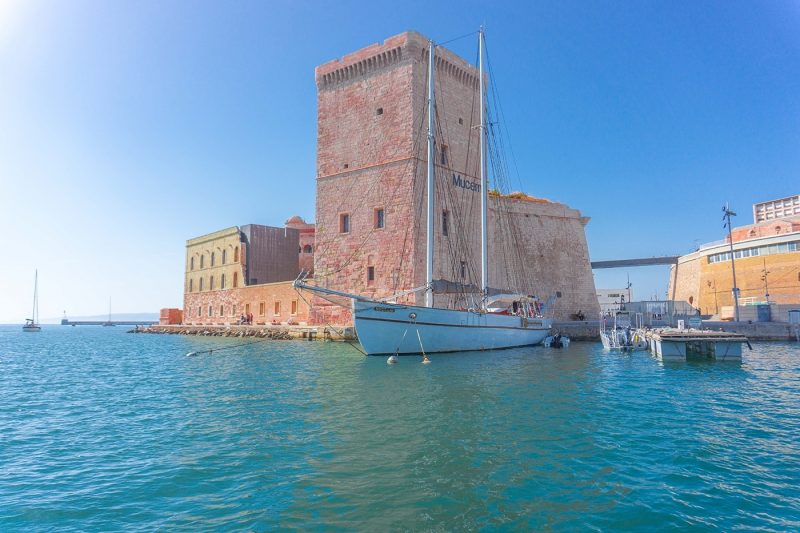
[{"left": 353, "top": 300, "right": 551, "bottom": 355}]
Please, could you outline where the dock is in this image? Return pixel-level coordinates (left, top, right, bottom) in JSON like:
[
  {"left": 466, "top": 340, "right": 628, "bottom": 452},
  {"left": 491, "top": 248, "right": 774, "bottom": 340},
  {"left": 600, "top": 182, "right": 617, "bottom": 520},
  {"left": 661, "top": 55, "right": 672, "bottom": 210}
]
[{"left": 640, "top": 328, "right": 750, "bottom": 361}]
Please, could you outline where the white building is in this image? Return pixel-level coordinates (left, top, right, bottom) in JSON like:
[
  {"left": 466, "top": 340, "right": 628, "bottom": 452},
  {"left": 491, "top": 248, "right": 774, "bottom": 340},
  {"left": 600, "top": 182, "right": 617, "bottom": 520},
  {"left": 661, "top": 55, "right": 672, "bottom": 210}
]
[
  {"left": 597, "top": 288, "right": 634, "bottom": 314},
  {"left": 753, "top": 194, "right": 800, "bottom": 223}
]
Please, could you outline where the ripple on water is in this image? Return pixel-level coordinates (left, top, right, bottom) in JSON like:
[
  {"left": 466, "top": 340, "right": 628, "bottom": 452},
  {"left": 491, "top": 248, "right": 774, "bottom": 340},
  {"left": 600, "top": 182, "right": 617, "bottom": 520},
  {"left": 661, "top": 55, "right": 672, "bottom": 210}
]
[{"left": 1, "top": 327, "right": 800, "bottom": 531}]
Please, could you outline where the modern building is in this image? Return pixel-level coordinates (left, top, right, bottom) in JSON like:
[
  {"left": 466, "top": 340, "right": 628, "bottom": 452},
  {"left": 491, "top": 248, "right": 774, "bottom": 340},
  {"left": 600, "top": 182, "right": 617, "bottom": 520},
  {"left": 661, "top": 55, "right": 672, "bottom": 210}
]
[
  {"left": 182, "top": 218, "right": 315, "bottom": 326},
  {"left": 669, "top": 197, "right": 800, "bottom": 318},
  {"left": 312, "top": 31, "right": 599, "bottom": 324},
  {"left": 753, "top": 194, "right": 800, "bottom": 223},
  {"left": 597, "top": 288, "right": 634, "bottom": 314}
]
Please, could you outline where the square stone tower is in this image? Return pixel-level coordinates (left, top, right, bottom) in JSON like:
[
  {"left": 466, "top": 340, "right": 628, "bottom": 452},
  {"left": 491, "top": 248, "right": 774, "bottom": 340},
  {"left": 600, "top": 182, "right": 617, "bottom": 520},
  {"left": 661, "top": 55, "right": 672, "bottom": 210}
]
[
  {"left": 314, "top": 31, "right": 484, "bottom": 321},
  {"left": 313, "top": 31, "right": 599, "bottom": 323}
]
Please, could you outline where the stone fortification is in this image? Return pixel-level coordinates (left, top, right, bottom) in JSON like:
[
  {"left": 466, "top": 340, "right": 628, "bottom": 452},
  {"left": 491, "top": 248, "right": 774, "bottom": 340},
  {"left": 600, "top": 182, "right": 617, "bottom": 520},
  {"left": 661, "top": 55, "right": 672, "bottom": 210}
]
[{"left": 312, "top": 31, "right": 598, "bottom": 324}]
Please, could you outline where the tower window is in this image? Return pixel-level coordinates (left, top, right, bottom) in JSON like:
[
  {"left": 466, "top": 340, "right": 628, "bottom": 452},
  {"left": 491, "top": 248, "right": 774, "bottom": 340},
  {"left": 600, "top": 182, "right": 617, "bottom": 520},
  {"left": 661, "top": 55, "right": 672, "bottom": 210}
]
[
  {"left": 220, "top": 305, "right": 224, "bottom": 317},
  {"left": 233, "top": 272, "right": 238, "bottom": 288},
  {"left": 374, "top": 208, "right": 385, "bottom": 229},
  {"left": 189, "top": 278, "right": 193, "bottom": 292},
  {"left": 376, "top": 107, "right": 383, "bottom": 115},
  {"left": 221, "top": 273, "right": 225, "bottom": 289},
  {"left": 442, "top": 210, "right": 449, "bottom": 236},
  {"left": 367, "top": 266, "right": 375, "bottom": 283},
  {"left": 200, "top": 255, "right": 205, "bottom": 268},
  {"left": 234, "top": 247, "right": 239, "bottom": 262},
  {"left": 198, "top": 306, "right": 201, "bottom": 317},
  {"left": 222, "top": 250, "right": 227, "bottom": 264},
  {"left": 190, "top": 257, "right": 194, "bottom": 270},
  {"left": 460, "top": 261, "right": 466, "bottom": 279},
  {"left": 210, "top": 275, "right": 215, "bottom": 290},
  {"left": 199, "top": 277, "right": 204, "bottom": 291},
  {"left": 441, "top": 145, "right": 448, "bottom": 165},
  {"left": 208, "top": 305, "right": 213, "bottom": 317},
  {"left": 211, "top": 252, "right": 215, "bottom": 267},
  {"left": 340, "top": 213, "right": 350, "bottom": 233}
]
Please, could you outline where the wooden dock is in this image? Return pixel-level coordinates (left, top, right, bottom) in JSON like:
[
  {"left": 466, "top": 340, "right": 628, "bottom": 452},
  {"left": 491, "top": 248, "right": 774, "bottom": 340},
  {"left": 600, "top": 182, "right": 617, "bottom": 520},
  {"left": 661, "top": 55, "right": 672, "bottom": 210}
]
[{"left": 639, "top": 328, "right": 750, "bottom": 361}]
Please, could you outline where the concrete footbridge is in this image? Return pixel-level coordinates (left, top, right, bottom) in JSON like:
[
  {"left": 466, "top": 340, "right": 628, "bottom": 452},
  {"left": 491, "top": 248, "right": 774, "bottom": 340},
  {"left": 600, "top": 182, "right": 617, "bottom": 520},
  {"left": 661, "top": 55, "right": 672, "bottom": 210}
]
[{"left": 590, "top": 256, "right": 680, "bottom": 269}]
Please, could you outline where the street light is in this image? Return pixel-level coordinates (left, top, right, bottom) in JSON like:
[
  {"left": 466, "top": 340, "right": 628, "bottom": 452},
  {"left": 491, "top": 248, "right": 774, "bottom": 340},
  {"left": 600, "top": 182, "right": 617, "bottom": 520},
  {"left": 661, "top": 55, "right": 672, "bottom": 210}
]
[{"left": 723, "top": 203, "right": 740, "bottom": 322}]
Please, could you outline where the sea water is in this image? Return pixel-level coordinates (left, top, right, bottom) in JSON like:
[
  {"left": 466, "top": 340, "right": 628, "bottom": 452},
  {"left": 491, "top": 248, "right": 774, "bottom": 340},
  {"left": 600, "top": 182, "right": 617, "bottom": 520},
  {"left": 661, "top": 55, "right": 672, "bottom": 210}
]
[{"left": 1, "top": 325, "right": 799, "bottom": 531}]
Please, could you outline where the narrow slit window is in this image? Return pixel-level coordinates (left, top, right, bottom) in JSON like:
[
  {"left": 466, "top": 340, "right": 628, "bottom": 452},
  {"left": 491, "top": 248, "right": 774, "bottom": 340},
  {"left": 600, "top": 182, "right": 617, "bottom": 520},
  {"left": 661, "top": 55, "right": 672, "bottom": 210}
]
[
  {"left": 340, "top": 213, "right": 350, "bottom": 233},
  {"left": 367, "top": 266, "right": 375, "bottom": 283},
  {"left": 374, "top": 208, "right": 385, "bottom": 229},
  {"left": 442, "top": 210, "right": 449, "bottom": 236}
]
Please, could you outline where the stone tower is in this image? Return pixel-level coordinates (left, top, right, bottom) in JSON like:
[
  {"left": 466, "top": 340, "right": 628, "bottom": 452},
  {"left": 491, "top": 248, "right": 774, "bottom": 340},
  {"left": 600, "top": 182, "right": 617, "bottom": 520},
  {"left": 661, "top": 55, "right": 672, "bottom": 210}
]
[{"left": 313, "top": 31, "right": 599, "bottom": 324}]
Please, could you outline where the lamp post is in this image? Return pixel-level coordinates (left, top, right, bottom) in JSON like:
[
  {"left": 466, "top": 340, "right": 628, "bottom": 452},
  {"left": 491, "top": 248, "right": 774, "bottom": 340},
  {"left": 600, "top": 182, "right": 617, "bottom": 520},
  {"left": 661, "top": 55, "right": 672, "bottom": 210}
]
[{"left": 723, "top": 203, "right": 740, "bottom": 322}]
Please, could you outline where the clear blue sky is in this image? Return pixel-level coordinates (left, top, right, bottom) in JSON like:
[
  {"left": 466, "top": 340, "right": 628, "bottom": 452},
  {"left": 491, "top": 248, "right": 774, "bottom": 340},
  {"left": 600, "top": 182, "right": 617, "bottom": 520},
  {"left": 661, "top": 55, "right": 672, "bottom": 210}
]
[{"left": 1, "top": 0, "right": 798, "bottom": 322}]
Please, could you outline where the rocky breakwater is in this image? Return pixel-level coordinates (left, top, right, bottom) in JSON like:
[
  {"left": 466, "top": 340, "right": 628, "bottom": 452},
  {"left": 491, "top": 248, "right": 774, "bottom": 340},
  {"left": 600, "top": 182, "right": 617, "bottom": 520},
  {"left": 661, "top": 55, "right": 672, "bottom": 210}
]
[{"left": 129, "top": 324, "right": 357, "bottom": 342}]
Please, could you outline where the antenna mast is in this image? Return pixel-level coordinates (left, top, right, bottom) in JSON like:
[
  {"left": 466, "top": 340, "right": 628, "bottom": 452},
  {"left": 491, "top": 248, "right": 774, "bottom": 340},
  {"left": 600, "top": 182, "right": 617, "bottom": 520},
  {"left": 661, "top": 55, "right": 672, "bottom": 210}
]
[{"left": 425, "top": 40, "right": 436, "bottom": 308}]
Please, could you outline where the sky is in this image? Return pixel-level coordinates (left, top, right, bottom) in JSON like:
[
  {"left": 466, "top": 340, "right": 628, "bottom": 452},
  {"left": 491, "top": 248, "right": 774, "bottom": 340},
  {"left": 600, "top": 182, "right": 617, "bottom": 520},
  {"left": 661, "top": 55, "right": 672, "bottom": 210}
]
[{"left": 1, "top": 0, "right": 798, "bottom": 322}]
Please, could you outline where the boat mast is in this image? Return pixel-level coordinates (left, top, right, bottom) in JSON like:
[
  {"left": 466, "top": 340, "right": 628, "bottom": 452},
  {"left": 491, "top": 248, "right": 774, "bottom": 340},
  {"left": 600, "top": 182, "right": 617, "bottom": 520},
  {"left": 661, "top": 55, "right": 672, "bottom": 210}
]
[
  {"left": 479, "top": 28, "right": 488, "bottom": 304},
  {"left": 32, "top": 269, "right": 38, "bottom": 324},
  {"left": 425, "top": 39, "right": 436, "bottom": 308}
]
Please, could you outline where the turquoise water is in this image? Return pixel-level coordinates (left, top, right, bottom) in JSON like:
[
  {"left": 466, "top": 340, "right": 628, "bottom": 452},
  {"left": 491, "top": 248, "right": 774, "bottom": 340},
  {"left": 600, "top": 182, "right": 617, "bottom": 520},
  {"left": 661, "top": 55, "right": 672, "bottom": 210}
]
[{"left": 1, "top": 326, "right": 799, "bottom": 531}]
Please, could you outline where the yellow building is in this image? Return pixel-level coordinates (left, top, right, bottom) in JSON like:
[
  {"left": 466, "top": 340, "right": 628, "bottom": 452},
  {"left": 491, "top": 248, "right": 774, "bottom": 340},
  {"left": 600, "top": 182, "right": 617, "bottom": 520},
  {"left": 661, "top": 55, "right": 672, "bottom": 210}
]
[{"left": 669, "top": 204, "right": 800, "bottom": 317}]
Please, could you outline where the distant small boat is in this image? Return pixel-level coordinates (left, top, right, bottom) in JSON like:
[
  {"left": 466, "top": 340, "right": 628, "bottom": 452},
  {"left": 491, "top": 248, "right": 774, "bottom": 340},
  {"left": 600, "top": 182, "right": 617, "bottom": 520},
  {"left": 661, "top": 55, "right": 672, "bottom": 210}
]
[
  {"left": 102, "top": 297, "right": 115, "bottom": 326},
  {"left": 23, "top": 270, "right": 42, "bottom": 332}
]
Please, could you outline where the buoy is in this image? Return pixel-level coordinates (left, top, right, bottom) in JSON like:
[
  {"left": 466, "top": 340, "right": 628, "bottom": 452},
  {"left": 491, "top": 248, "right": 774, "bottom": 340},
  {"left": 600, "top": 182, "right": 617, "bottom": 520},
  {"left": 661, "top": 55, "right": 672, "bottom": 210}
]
[
  {"left": 422, "top": 355, "right": 431, "bottom": 364},
  {"left": 387, "top": 355, "right": 398, "bottom": 364}
]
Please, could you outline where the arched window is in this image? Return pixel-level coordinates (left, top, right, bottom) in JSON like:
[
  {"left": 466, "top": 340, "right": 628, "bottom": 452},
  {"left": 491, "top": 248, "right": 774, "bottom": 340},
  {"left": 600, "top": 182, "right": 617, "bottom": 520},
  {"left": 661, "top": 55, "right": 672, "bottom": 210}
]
[
  {"left": 190, "top": 257, "right": 194, "bottom": 270},
  {"left": 189, "top": 279, "right": 193, "bottom": 292},
  {"left": 221, "top": 273, "right": 225, "bottom": 289},
  {"left": 210, "top": 275, "right": 215, "bottom": 290},
  {"left": 303, "top": 244, "right": 313, "bottom": 253},
  {"left": 199, "top": 277, "right": 204, "bottom": 291},
  {"left": 200, "top": 255, "right": 205, "bottom": 268},
  {"left": 233, "top": 272, "right": 238, "bottom": 288},
  {"left": 211, "top": 252, "right": 215, "bottom": 267},
  {"left": 222, "top": 249, "right": 227, "bottom": 264},
  {"left": 234, "top": 247, "right": 239, "bottom": 262}
]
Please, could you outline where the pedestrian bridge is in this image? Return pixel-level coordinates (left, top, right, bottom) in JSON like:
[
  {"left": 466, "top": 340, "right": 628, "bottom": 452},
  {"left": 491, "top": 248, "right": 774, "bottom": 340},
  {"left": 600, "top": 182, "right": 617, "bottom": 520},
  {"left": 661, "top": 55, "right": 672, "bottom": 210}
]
[{"left": 590, "top": 256, "right": 679, "bottom": 269}]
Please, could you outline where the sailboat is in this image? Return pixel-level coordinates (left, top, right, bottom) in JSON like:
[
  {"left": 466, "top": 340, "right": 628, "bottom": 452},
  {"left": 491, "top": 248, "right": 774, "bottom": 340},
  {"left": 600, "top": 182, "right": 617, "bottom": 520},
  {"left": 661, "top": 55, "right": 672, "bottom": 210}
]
[
  {"left": 102, "top": 298, "right": 115, "bottom": 327},
  {"left": 296, "top": 30, "right": 552, "bottom": 356},
  {"left": 23, "top": 270, "right": 42, "bottom": 332}
]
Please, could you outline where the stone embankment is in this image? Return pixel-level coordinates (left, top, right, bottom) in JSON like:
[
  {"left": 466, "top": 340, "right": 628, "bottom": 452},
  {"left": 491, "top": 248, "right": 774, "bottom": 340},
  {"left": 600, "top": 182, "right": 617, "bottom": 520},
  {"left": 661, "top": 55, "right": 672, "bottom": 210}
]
[{"left": 130, "top": 324, "right": 357, "bottom": 341}]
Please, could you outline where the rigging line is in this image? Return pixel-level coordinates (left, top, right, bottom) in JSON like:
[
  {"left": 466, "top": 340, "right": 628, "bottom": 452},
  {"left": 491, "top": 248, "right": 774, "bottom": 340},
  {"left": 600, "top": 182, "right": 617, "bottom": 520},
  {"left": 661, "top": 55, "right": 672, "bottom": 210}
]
[
  {"left": 185, "top": 336, "right": 282, "bottom": 357},
  {"left": 484, "top": 37, "right": 527, "bottom": 194},
  {"left": 293, "top": 286, "right": 367, "bottom": 356},
  {"left": 437, "top": 30, "right": 479, "bottom": 47}
]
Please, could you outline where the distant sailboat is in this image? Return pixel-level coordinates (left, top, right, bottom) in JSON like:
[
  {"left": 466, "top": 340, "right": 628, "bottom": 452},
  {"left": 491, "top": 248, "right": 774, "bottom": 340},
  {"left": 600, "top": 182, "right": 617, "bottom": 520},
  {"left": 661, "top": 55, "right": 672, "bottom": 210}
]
[
  {"left": 102, "top": 298, "right": 115, "bottom": 327},
  {"left": 23, "top": 270, "right": 42, "bottom": 332}
]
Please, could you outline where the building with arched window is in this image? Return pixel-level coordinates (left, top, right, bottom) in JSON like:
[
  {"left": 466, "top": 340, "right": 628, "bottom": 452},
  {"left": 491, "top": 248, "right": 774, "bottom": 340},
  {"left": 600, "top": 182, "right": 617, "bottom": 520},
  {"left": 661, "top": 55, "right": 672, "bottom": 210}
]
[
  {"left": 670, "top": 196, "right": 800, "bottom": 319},
  {"left": 182, "top": 220, "right": 315, "bottom": 325}
]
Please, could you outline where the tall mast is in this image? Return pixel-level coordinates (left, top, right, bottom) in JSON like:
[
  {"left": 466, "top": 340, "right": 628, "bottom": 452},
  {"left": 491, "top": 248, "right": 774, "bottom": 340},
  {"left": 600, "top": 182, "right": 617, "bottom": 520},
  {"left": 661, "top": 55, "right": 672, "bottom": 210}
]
[
  {"left": 32, "top": 269, "right": 38, "bottom": 323},
  {"left": 425, "top": 40, "right": 436, "bottom": 308},
  {"left": 479, "top": 28, "right": 488, "bottom": 303}
]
